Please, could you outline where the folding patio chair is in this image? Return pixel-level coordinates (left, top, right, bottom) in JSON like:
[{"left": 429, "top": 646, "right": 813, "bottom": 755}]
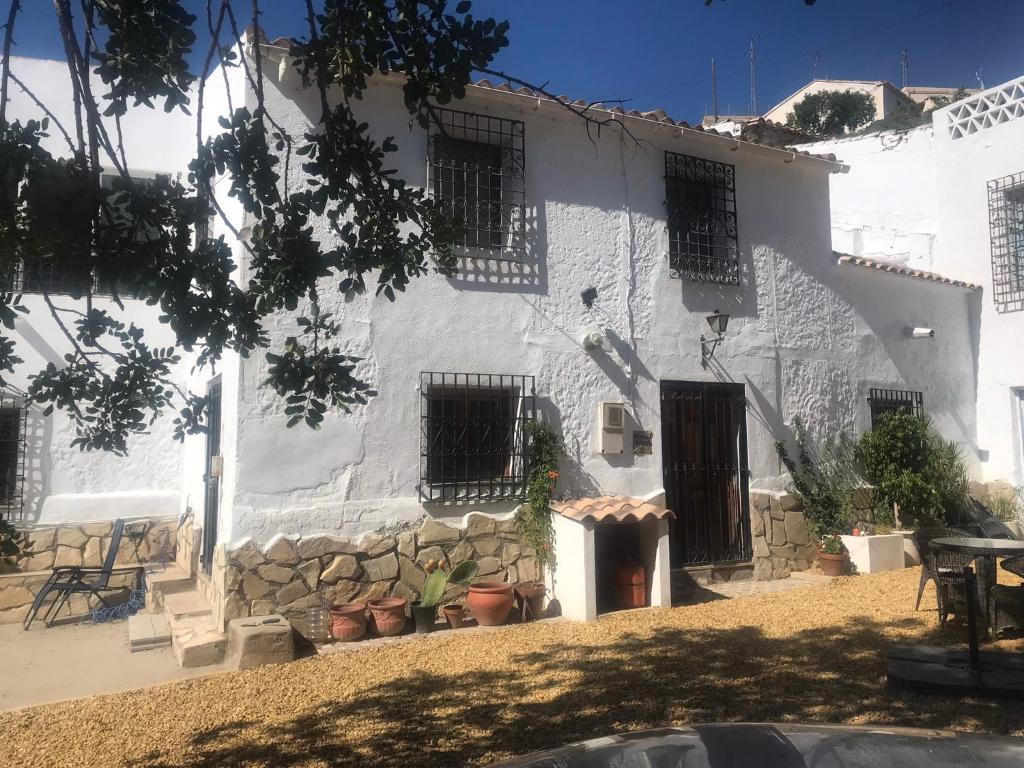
[{"left": 22, "top": 519, "right": 145, "bottom": 629}]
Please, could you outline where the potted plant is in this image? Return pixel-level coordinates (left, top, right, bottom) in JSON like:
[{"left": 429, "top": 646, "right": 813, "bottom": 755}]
[
  {"left": 411, "top": 559, "right": 478, "bottom": 634},
  {"left": 817, "top": 534, "right": 848, "bottom": 577}
]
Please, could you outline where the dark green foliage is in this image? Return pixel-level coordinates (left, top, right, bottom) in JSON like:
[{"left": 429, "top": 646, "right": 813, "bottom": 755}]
[
  {"left": 517, "top": 420, "right": 561, "bottom": 570},
  {"left": 0, "top": 1, "right": 510, "bottom": 452},
  {"left": 854, "top": 412, "right": 968, "bottom": 529},
  {"left": 858, "top": 101, "right": 928, "bottom": 134},
  {"left": 786, "top": 90, "right": 876, "bottom": 138},
  {"left": 774, "top": 417, "right": 858, "bottom": 538},
  {"left": 93, "top": 0, "right": 198, "bottom": 116}
]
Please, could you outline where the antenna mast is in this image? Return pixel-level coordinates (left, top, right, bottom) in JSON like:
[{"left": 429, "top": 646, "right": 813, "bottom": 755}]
[
  {"left": 748, "top": 37, "right": 758, "bottom": 116},
  {"left": 711, "top": 57, "right": 719, "bottom": 121},
  {"left": 900, "top": 49, "right": 909, "bottom": 88}
]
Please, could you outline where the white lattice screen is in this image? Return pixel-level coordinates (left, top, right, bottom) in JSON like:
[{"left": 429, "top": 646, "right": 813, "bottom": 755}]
[{"left": 947, "top": 77, "right": 1024, "bottom": 139}]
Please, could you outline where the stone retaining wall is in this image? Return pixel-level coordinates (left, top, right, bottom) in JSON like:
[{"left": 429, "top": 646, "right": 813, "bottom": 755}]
[
  {"left": 749, "top": 492, "right": 816, "bottom": 581},
  {"left": 216, "top": 514, "right": 539, "bottom": 637},
  {"left": 0, "top": 568, "right": 140, "bottom": 624},
  {"left": 7, "top": 517, "right": 178, "bottom": 573}
]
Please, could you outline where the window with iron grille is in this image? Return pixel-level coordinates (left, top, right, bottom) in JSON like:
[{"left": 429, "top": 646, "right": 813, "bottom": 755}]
[
  {"left": 0, "top": 394, "right": 26, "bottom": 522},
  {"left": 4, "top": 171, "right": 168, "bottom": 296},
  {"left": 665, "top": 151, "right": 739, "bottom": 285},
  {"left": 988, "top": 171, "right": 1024, "bottom": 313},
  {"left": 868, "top": 388, "right": 924, "bottom": 428},
  {"left": 427, "top": 108, "right": 526, "bottom": 262},
  {"left": 419, "top": 372, "right": 534, "bottom": 502}
]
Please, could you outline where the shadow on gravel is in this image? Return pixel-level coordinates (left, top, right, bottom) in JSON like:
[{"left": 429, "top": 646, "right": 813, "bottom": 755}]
[{"left": 125, "top": 614, "right": 1024, "bottom": 768}]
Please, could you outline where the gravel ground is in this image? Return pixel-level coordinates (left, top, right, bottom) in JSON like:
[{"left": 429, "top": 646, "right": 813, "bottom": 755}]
[{"left": 3, "top": 568, "right": 1023, "bottom": 767}]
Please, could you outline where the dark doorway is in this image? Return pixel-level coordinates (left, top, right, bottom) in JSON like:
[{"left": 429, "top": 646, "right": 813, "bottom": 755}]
[
  {"left": 660, "top": 380, "right": 751, "bottom": 567},
  {"left": 201, "top": 378, "right": 222, "bottom": 574}
]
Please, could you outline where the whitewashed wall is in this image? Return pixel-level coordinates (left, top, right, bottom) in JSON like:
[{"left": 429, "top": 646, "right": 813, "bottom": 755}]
[
  {"left": 4, "top": 57, "right": 196, "bottom": 523},
  {"left": 797, "top": 76, "right": 1024, "bottom": 484},
  {"left": 222, "top": 69, "right": 979, "bottom": 544}
]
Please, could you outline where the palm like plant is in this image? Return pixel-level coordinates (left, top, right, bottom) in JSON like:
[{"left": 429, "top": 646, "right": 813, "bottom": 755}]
[{"left": 421, "top": 560, "right": 479, "bottom": 608}]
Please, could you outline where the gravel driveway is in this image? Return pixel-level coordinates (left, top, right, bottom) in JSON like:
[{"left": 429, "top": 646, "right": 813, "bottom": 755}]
[{"left": 3, "top": 568, "right": 1022, "bottom": 767}]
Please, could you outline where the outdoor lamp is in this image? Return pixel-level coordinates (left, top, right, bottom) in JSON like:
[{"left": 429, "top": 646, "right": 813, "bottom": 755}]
[{"left": 701, "top": 309, "right": 730, "bottom": 368}]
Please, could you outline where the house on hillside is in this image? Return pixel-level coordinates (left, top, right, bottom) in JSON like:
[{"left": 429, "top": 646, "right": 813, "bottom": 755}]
[
  {"left": 792, "top": 74, "right": 1024, "bottom": 488},
  {"left": 0, "top": 41, "right": 999, "bottom": 661}
]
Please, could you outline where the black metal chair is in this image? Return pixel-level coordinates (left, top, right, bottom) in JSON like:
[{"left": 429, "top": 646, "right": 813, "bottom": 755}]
[
  {"left": 913, "top": 526, "right": 969, "bottom": 614},
  {"left": 22, "top": 519, "right": 144, "bottom": 629},
  {"left": 990, "top": 554, "right": 1024, "bottom": 638}
]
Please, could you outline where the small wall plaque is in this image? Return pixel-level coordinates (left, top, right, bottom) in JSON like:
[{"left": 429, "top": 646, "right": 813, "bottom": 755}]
[{"left": 633, "top": 430, "right": 653, "bottom": 456}]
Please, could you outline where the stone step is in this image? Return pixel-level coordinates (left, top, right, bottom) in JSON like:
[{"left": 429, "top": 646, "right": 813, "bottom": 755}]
[
  {"left": 144, "top": 564, "right": 193, "bottom": 613},
  {"left": 162, "top": 589, "right": 213, "bottom": 624},
  {"left": 128, "top": 612, "right": 172, "bottom": 651},
  {"left": 171, "top": 620, "right": 227, "bottom": 668}
]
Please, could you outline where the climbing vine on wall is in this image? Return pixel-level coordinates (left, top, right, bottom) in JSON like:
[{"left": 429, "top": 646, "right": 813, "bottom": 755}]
[{"left": 518, "top": 419, "right": 561, "bottom": 572}]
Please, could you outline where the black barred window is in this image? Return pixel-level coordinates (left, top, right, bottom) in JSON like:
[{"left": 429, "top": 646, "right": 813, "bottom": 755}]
[
  {"left": 868, "top": 388, "right": 924, "bottom": 429},
  {"left": 988, "top": 171, "right": 1024, "bottom": 313},
  {"left": 428, "top": 108, "right": 526, "bottom": 261},
  {"left": 665, "top": 151, "right": 739, "bottom": 285},
  {"left": 419, "top": 373, "right": 534, "bottom": 502},
  {"left": 0, "top": 394, "right": 26, "bottom": 522}
]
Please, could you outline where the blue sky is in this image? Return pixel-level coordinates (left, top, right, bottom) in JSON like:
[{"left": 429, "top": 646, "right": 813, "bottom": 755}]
[{"left": 9, "top": 0, "right": 1023, "bottom": 122}]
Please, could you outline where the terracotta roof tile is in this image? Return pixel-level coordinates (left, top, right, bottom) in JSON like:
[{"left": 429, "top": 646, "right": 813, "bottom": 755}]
[
  {"left": 836, "top": 252, "right": 982, "bottom": 291},
  {"left": 552, "top": 495, "right": 674, "bottom": 524}
]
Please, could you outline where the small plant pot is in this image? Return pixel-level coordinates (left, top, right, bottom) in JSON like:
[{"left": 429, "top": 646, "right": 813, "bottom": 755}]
[
  {"left": 411, "top": 602, "right": 437, "bottom": 634},
  {"left": 367, "top": 597, "right": 408, "bottom": 637},
  {"left": 443, "top": 604, "right": 466, "bottom": 629},
  {"left": 328, "top": 602, "right": 367, "bottom": 642},
  {"left": 466, "top": 581, "right": 515, "bottom": 626},
  {"left": 818, "top": 551, "right": 849, "bottom": 577}
]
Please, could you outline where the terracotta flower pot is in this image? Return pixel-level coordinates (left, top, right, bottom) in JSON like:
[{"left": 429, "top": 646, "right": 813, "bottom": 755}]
[
  {"left": 818, "top": 551, "right": 849, "bottom": 577},
  {"left": 514, "top": 582, "right": 547, "bottom": 622},
  {"left": 367, "top": 597, "right": 408, "bottom": 637},
  {"left": 466, "top": 581, "right": 515, "bottom": 626},
  {"left": 443, "top": 604, "right": 466, "bottom": 629},
  {"left": 411, "top": 602, "right": 437, "bottom": 634},
  {"left": 328, "top": 602, "right": 367, "bottom": 642}
]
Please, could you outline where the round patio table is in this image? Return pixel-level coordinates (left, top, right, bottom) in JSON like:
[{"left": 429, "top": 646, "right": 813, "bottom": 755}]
[{"left": 930, "top": 537, "right": 1024, "bottom": 637}]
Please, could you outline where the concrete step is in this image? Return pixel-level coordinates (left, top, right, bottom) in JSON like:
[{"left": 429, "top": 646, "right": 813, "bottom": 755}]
[
  {"left": 145, "top": 564, "right": 193, "bottom": 613},
  {"left": 128, "top": 612, "right": 172, "bottom": 651}
]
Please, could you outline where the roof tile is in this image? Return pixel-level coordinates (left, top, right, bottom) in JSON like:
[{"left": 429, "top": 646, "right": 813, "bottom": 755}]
[{"left": 552, "top": 495, "right": 674, "bottom": 524}]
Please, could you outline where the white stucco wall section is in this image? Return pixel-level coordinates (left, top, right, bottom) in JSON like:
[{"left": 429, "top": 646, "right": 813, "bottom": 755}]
[
  {"left": 795, "top": 77, "right": 1024, "bottom": 483},
  {"left": 219, "top": 70, "right": 979, "bottom": 544}
]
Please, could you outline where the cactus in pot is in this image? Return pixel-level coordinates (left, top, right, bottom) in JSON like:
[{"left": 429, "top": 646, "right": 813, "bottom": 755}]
[{"left": 412, "top": 560, "right": 478, "bottom": 633}]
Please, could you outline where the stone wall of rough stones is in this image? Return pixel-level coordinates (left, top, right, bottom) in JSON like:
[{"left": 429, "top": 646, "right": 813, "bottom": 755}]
[
  {"left": 750, "top": 492, "right": 816, "bottom": 581},
  {"left": 217, "top": 514, "right": 540, "bottom": 636},
  {"left": 8, "top": 517, "right": 179, "bottom": 573},
  {"left": 0, "top": 517, "right": 178, "bottom": 624}
]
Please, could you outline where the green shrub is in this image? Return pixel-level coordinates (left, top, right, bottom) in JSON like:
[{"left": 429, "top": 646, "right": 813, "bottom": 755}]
[
  {"left": 854, "top": 412, "right": 968, "bottom": 529},
  {"left": 516, "top": 419, "right": 562, "bottom": 571},
  {"left": 989, "top": 489, "right": 1023, "bottom": 523}
]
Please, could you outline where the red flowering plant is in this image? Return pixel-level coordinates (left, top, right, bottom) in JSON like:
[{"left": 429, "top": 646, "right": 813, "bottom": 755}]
[{"left": 517, "top": 420, "right": 562, "bottom": 572}]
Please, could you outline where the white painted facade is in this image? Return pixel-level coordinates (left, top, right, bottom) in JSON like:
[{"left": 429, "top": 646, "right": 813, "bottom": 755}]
[
  {"left": 795, "top": 74, "right": 1024, "bottom": 485},
  {"left": 3, "top": 53, "right": 988, "bottom": 567}
]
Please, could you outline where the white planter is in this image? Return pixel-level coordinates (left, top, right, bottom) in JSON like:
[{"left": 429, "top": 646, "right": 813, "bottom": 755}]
[{"left": 840, "top": 534, "right": 907, "bottom": 575}]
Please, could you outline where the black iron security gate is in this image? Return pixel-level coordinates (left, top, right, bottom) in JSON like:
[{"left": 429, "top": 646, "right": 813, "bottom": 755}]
[
  {"left": 661, "top": 381, "right": 751, "bottom": 567},
  {"left": 201, "top": 379, "right": 222, "bottom": 574}
]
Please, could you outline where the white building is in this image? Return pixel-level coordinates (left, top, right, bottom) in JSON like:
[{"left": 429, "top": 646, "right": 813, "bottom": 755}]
[
  {"left": 0, "top": 46, "right": 1001, "bottom": 648},
  {"left": 794, "top": 74, "right": 1024, "bottom": 486}
]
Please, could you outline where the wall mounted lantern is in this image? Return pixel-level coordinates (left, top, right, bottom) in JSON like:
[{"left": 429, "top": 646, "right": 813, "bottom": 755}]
[{"left": 700, "top": 309, "right": 730, "bottom": 368}]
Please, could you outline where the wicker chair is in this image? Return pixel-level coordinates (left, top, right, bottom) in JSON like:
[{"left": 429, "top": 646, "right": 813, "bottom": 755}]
[
  {"left": 990, "top": 554, "right": 1024, "bottom": 638},
  {"left": 913, "top": 526, "right": 971, "bottom": 622}
]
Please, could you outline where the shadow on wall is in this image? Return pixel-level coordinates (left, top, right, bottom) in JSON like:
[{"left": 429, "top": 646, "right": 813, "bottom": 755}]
[
  {"left": 22, "top": 407, "right": 52, "bottom": 524},
  {"left": 119, "top": 615, "right": 1024, "bottom": 768},
  {"left": 447, "top": 198, "right": 549, "bottom": 295},
  {"left": 536, "top": 397, "right": 600, "bottom": 501}
]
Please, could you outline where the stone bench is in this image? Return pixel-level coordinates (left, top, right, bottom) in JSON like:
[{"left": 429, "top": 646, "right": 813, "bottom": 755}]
[{"left": 226, "top": 614, "right": 294, "bottom": 670}]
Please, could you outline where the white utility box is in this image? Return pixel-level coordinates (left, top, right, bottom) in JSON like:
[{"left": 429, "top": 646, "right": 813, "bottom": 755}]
[{"left": 595, "top": 401, "right": 625, "bottom": 454}]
